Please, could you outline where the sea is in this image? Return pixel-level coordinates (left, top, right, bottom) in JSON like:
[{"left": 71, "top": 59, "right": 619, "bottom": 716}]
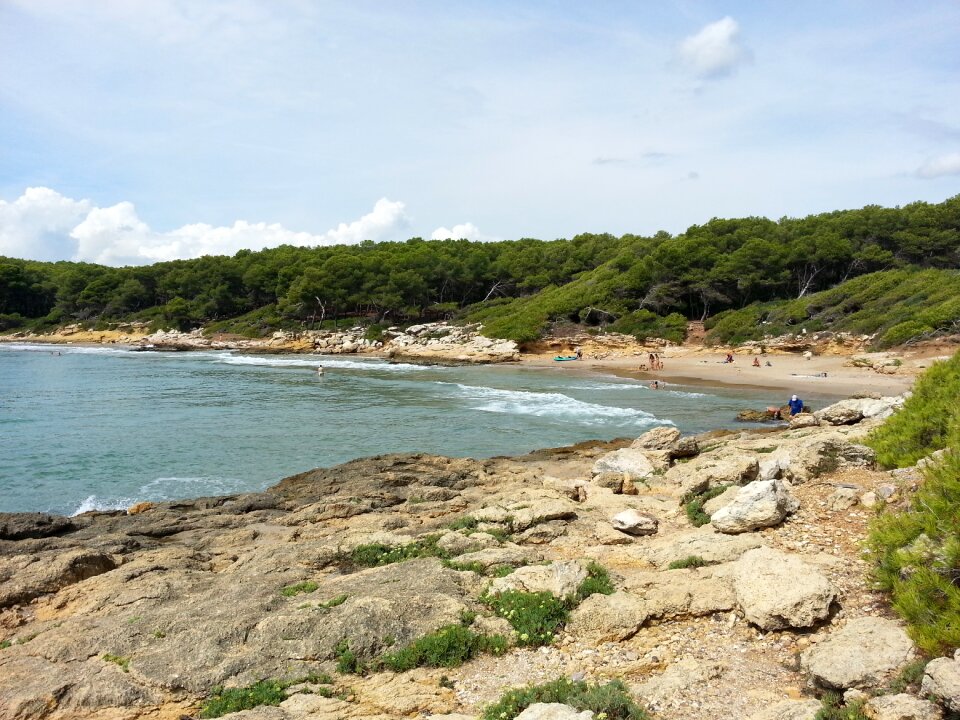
[{"left": 0, "top": 343, "right": 841, "bottom": 516}]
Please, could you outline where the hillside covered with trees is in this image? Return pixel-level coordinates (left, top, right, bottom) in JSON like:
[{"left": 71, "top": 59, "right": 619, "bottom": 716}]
[{"left": 2, "top": 195, "right": 959, "bottom": 348}]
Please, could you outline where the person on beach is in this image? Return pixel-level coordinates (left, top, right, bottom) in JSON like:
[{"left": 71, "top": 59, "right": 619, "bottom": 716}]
[
  {"left": 649, "top": 380, "right": 660, "bottom": 389},
  {"left": 752, "top": 357, "right": 761, "bottom": 367},
  {"left": 788, "top": 394, "right": 804, "bottom": 416},
  {"left": 574, "top": 346, "right": 582, "bottom": 360}
]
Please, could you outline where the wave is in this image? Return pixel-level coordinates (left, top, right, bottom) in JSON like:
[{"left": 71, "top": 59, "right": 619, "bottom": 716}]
[
  {"left": 213, "top": 353, "right": 424, "bottom": 372},
  {"left": 69, "top": 475, "right": 263, "bottom": 516},
  {"left": 0, "top": 343, "right": 135, "bottom": 356},
  {"left": 447, "top": 383, "right": 668, "bottom": 426}
]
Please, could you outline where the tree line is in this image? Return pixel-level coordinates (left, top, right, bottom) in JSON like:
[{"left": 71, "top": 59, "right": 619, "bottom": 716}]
[{"left": 1, "top": 196, "right": 958, "bottom": 340}]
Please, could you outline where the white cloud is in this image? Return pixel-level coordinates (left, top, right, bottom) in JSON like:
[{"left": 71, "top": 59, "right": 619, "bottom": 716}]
[
  {"left": 0, "top": 188, "right": 411, "bottom": 265},
  {"left": 430, "top": 222, "right": 498, "bottom": 242},
  {"left": 677, "top": 17, "right": 750, "bottom": 79},
  {"left": 916, "top": 152, "right": 960, "bottom": 178},
  {"left": 0, "top": 187, "right": 92, "bottom": 261}
]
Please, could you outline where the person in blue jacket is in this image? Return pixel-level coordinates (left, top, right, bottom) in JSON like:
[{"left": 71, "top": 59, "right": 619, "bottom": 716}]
[{"left": 788, "top": 394, "right": 804, "bottom": 416}]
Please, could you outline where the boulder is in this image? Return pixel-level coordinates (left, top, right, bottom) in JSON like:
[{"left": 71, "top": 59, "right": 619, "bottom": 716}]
[
  {"left": 828, "top": 486, "right": 859, "bottom": 511},
  {"left": 567, "top": 591, "right": 649, "bottom": 642},
  {"left": 733, "top": 547, "right": 837, "bottom": 630},
  {"left": 488, "top": 560, "right": 588, "bottom": 599},
  {"left": 592, "top": 449, "right": 655, "bottom": 480},
  {"left": 515, "top": 704, "right": 593, "bottom": 720},
  {"left": 672, "top": 436, "right": 700, "bottom": 459},
  {"left": 631, "top": 426, "right": 681, "bottom": 450},
  {"left": 790, "top": 414, "right": 820, "bottom": 429},
  {"left": 710, "top": 479, "right": 800, "bottom": 534},
  {"left": 801, "top": 617, "right": 915, "bottom": 689},
  {"left": 863, "top": 693, "right": 943, "bottom": 720},
  {"left": 815, "top": 397, "right": 903, "bottom": 426},
  {"left": 611, "top": 509, "right": 659, "bottom": 536},
  {"left": 747, "top": 699, "right": 822, "bottom": 720},
  {"left": 786, "top": 435, "right": 876, "bottom": 483},
  {"left": 667, "top": 455, "right": 759, "bottom": 495},
  {"left": 921, "top": 650, "right": 960, "bottom": 712},
  {"left": 639, "top": 526, "right": 763, "bottom": 568},
  {"left": 593, "top": 473, "right": 625, "bottom": 493}
]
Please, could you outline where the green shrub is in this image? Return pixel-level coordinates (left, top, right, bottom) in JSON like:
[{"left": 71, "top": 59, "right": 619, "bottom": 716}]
[
  {"left": 317, "top": 594, "right": 348, "bottom": 608},
  {"left": 380, "top": 625, "right": 507, "bottom": 671},
  {"left": 447, "top": 515, "right": 479, "bottom": 532},
  {"left": 865, "top": 450, "right": 960, "bottom": 655},
  {"left": 200, "top": 680, "right": 287, "bottom": 718},
  {"left": 573, "top": 561, "right": 615, "bottom": 603},
  {"left": 280, "top": 581, "right": 318, "bottom": 597},
  {"left": 866, "top": 351, "right": 960, "bottom": 467},
  {"left": 101, "top": 653, "right": 130, "bottom": 672},
  {"left": 814, "top": 691, "right": 868, "bottom": 720},
  {"left": 879, "top": 320, "right": 934, "bottom": 347},
  {"left": 667, "top": 555, "right": 708, "bottom": 570},
  {"left": 683, "top": 485, "right": 731, "bottom": 527},
  {"left": 334, "top": 640, "right": 367, "bottom": 675},
  {"left": 483, "top": 591, "right": 568, "bottom": 647},
  {"left": 346, "top": 535, "right": 448, "bottom": 568},
  {"left": 481, "top": 677, "right": 649, "bottom": 720}
]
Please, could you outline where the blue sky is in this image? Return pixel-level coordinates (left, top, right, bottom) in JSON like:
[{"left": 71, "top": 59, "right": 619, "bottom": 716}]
[{"left": 1, "top": 1, "right": 958, "bottom": 265}]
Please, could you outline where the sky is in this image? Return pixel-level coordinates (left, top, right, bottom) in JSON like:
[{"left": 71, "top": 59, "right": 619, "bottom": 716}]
[{"left": 1, "top": 1, "right": 959, "bottom": 266}]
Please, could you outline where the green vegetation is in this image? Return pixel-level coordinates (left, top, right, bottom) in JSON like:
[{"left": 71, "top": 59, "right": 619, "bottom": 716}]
[
  {"left": 0, "top": 640, "right": 11, "bottom": 650},
  {"left": 447, "top": 515, "right": 480, "bottom": 532},
  {"left": 887, "top": 657, "right": 929, "bottom": 694},
  {"left": 334, "top": 640, "right": 366, "bottom": 675},
  {"left": 705, "top": 268, "right": 960, "bottom": 349},
  {"left": 573, "top": 561, "right": 616, "bottom": 602},
  {"left": 318, "top": 594, "right": 348, "bottom": 608},
  {"left": 101, "top": 653, "right": 130, "bottom": 672},
  {"left": 380, "top": 624, "right": 508, "bottom": 672},
  {"left": 864, "top": 351, "right": 960, "bottom": 656},
  {"left": 866, "top": 351, "right": 960, "bottom": 467},
  {"left": 865, "top": 449, "right": 960, "bottom": 655},
  {"left": 280, "top": 580, "right": 319, "bottom": 597},
  {"left": 683, "top": 485, "right": 732, "bottom": 527},
  {"left": 200, "top": 680, "right": 287, "bottom": 718},
  {"left": 481, "top": 677, "right": 649, "bottom": 720},
  {"left": 345, "top": 535, "right": 448, "bottom": 568},
  {"left": 3, "top": 196, "right": 960, "bottom": 347},
  {"left": 667, "top": 555, "right": 708, "bottom": 570},
  {"left": 483, "top": 590, "right": 569, "bottom": 647},
  {"left": 814, "top": 692, "right": 868, "bottom": 720}
]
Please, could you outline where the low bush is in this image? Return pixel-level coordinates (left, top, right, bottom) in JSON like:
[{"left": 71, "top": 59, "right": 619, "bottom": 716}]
[
  {"left": 346, "top": 535, "right": 448, "bottom": 568},
  {"left": 573, "top": 561, "right": 616, "bottom": 602},
  {"left": 334, "top": 640, "right": 366, "bottom": 675},
  {"left": 481, "top": 677, "right": 649, "bottom": 720},
  {"left": 380, "top": 624, "right": 507, "bottom": 671},
  {"left": 865, "top": 450, "right": 960, "bottom": 655},
  {"left": 866, "top": 350, "right": 960, "bottom": 467},
  {"left": 667, "top": 555, "right": 708, "bottom": 570},
  {"left": 101, "top": 653, "right": 130, "bottom": 672},
  {"left": 280, "top": 581, "right": 318, "bottom": 597},
  {"left": 814, "top": 691, "right": 868, "bottom": 720},
  {"left": 200, "top": 679, "right": 287, "bottom": 718},
  {"left": 483, "top": 590, "right": 569, "bottom": 647},
  {"left": 682, "top": 485, "right": 731, "bottom": 527}
]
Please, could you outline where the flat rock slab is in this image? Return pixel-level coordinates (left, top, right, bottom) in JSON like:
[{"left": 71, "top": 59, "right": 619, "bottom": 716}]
[
  {"left": 733, "top": 547, "right": 837, "bottom": 630},
  {"left": 567, "top": 590, "right": 649, "bottom": 641},
  {"left": 801, "top": 616, "right": 915, "bottom": 689},
  {"left": 637, "top": 526, "right": 763, "bottom": 568},
  {"left": 747, "top": 699, "right": 822, "bottom": 720}
]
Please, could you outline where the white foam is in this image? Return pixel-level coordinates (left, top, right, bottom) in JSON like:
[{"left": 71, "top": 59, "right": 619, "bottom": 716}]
[
  {"left": 448, "top": 383, "right": 668, "bottom": 426},
  {"left": 0, "top": 343, "right": 134, "bottom": 356},
  {"left": 138, "top": 475, "right": 259, "bottom": 497},
  {"left": 70, "top": 494, "right": 136, "bottom": 516},
  {"left": 213, "top": 353, "right": 424, "bottom": 372}
]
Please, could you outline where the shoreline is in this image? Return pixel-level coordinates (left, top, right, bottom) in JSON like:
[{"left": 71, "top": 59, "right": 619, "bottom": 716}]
[{"left": 2, "top": 330, "right": 940, "bottom": 398}]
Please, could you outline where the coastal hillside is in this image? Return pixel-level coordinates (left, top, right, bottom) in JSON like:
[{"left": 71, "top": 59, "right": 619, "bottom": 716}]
[
  {"left": 2, "top": 387, "right": 960, "bottom": 719},
  {"left": 1, "top": 196, "right": 959, "bottom": 347}
]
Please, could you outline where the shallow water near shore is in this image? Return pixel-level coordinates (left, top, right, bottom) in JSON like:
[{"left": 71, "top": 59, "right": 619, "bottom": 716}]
[{"left": 0, "top": 343, "right": 841, "bottom": 515}]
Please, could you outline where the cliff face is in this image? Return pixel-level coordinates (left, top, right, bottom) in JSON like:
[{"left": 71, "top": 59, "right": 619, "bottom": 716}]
[{"left": 0, "top": 401, "right": 942, "bottom": 720}]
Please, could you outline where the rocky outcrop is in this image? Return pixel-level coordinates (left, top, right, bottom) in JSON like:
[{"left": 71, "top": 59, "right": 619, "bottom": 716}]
[
  {"left": 611, "top": 509, "right": 659, "bottom": 536},
  {"left": 732, "top": 547, "right": 837, "bottom": 630},
  {"left": 710, "top": 479, "right": 799, "bottom": 534},
  {"left": 567, "top": 591, "right": 649, "bottom": 642},
  {"left": 747, "top": 700, "right": 822, "bottom": 720},
  {"left": 921, "top": 651, "right": 960, "bottom": 712},
  {"left": 815, "top": 397, "right": 904, "bottom": 426},
  {"left": 488, "top": 561, "right": 588, "bottom": 599},
  {"left": 592, "top": 449, "right": 656, "bottom": 480},
  {"left": 384, "top": 323, "right": 520, "bottom": 364},
  {"left": 801, "top": 617, "right": 915, "bottom": 689},
  {"left": 863, "top": 694, "right": 943, "bottom": 720}
]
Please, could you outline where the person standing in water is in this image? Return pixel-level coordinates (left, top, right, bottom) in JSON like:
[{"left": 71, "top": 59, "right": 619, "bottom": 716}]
[{"left": 788, "top": 394, "right": 804, "bottom": 416}]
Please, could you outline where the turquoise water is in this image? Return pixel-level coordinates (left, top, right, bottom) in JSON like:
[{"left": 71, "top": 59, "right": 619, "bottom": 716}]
[{"left": 0, "top": 343, "right": 838, "bottom": 515}]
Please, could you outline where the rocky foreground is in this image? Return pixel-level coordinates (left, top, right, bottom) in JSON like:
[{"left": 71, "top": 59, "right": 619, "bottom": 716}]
[{"left": 2, "top": 396, "right": 959, "bottom": 720}]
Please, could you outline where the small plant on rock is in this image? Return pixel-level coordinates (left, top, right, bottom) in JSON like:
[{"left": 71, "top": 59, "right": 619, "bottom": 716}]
[
  {"left": 101, "top": 653, "right": 130, "bottom": 672},
  {"left": 572, "top": 561, "right": 615, "bottom": 603},
  {"left": 280, "top": 581, "right": 318, "bottom": 597},
  {"left": 482, "top": 677, "right": 648, "bottom": 720},
  {"left": 380, "top": 624, "right": 507, "bottom": 671},
  {"left": 683, "top": 484, "right": 731, "bottom": 527},
  {"left": 667, "top": 555, "right": 708, "bottom": 570},
  {"left": 483, "top": 590, "right": 568, "bottom": 647},
  {"left": 200, "top": 679, "right": 287, "bottom": 718}
]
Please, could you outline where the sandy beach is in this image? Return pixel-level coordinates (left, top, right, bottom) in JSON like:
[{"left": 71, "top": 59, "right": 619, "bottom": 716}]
[{"left": 520, "top": 344, "right": 953, "bottom": 399}]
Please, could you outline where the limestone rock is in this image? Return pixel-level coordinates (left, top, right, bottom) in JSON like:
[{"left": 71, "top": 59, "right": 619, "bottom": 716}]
[
  {"left": 733, "top": 547, "right": 837, "bottom": 630},
  {"left": 672, "top": 436, "right": 700, "bottom": 459},
  {"left": 801, "top": 617, "right": 915, "bottom": 689},
  {"left": 0, "top": 513, "right": 77, "bottom": 540},
  {"left": 640, "top": 526, "right": 763, "bottom": 568},
  {"left": 701, "top": 485, "right": 740, "bottom": 516},
  {"left": 593, "top": 473, "right": 624, "bottom": 493},
  {"left": 786, "top": 435, "right": 877, "bottom": 483},
  {"left": 815, "top": 397, "right": 903, "bottom": 426},
  {"left": 436, "top": 530, "right": 499, "bottom": 556},
  {"left": 567, "top": 591, "right": 648, "bottom": 642},
  {"left": 921, "top": 651, "right": 960, "bottom": 712},
  {"left": 454, "top": 546, "right": 537, "bottom": 572},
  {"left": 0, "top": 549, "right": 117, "bottom": 608},
  {"left": 489, "top": 560, "right": 588, "bottom": 599},
  {"left": 634, "top": 657, "right": 726, "bottom": 705},
  {"left": 667, "top": 455, "right": 760, "bottom": 495},
  {"left": 710, "top": 479, "right": 800, "bottom": 534},
  {"left": 631, "top": 426, "right": 681, "bottom": 450},
  {"left": 829, "top": 486, "right": 859, "bottom": 511},
  {"left": 515, "top": 704, "right": 593, "bottom": 720},
  {"left": 864, "top": 693, "right": 943, "bottom": 720},
  {"left": 611, "top": 509, "right": 659, "bottom": 536},
  {"left": 747, "top": 699, "right": 822, "bottom": 720},
  {"left": 592, "top": 449, "right": 655, "bottom": 480},
  {"left": 790, "top": 413, "right": 820, "bottom": 429}
]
